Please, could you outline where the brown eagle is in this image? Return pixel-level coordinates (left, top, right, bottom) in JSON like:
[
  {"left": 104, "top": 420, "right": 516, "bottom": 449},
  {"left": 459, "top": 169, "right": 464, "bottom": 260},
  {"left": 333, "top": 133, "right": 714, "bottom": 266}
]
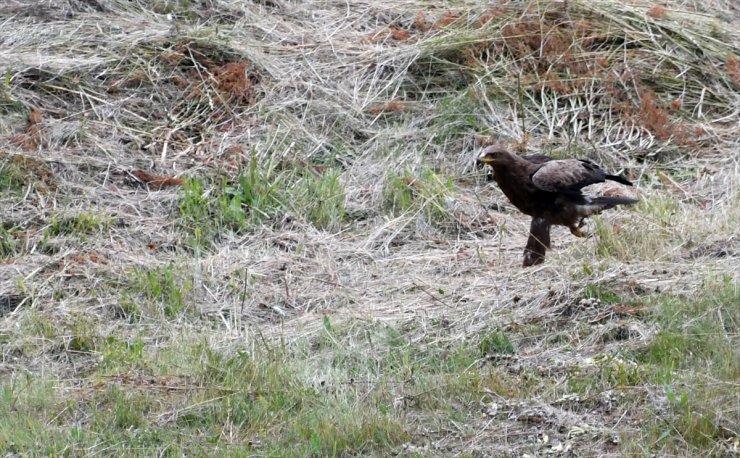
[{"left": 477, "top": 146, "right": 637, "bottom": 266}]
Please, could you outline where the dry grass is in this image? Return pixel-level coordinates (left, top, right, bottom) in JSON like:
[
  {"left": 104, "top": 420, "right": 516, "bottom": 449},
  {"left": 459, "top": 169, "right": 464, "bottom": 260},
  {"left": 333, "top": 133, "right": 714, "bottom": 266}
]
[{"left": 1, "top": 0, "right": 738, "bottom": 455}]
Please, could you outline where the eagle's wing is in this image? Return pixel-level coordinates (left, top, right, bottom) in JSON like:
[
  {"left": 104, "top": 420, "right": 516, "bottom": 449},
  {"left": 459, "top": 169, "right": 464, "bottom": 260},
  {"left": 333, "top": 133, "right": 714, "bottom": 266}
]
[{"left": 530, "top": 159, "right": 607, "bottom": 193}]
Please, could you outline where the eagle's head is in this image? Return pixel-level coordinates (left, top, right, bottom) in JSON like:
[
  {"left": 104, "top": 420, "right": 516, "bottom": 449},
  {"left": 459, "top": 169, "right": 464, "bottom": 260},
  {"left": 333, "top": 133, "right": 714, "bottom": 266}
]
[{"left": 477, "top": 145, "right": 512, "bottom": 165}]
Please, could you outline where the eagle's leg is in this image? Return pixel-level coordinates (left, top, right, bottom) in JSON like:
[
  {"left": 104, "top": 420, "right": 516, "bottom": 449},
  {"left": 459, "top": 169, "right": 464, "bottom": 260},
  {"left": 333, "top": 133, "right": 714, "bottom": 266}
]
[{"left": 523, "top": 217, "right": 551, "bottom": 267}]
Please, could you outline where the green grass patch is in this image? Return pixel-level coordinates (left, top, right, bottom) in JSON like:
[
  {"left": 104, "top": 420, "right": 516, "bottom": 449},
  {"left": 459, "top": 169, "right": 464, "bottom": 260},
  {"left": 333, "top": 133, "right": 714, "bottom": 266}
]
[
  {"left": 479, "top": 327, "right": 515, "bottom": 355},
  {"left": 0, "top": 162, "right": 24, "bottom": 192},
  {"left": 567, "top": 355, "right": 648, "bottom": 396},
  {"left": 99, "top": 336, "right": 148, "bottom": 371},
  {"left": 0, "top": 376, "right": 65, "bottom": 455},
  {"left": 129, "top": 263, "right": 193, "bottom": 319},
  {"left": 560, "top": 277, "right": 738, "bottom": 455},
  {"left": 382, "top": 168, "right": 453, "bottom": 225},
  {"left": 430, "top": 91, "right": 487, "bottom": 144},
  {"left": 583, "top": 283, "right": 623, "bottom": 304},
  {"left": 0, "top": 152, "right": 56, "bottom": 193},
  {"left": 640, "top": 275, "right": 738, "bottom": 382},
  {"left": 45, "top": 212, "right": 112, "bottom": 237},
  {"left": 0, "top": 225, "right": 18, "bottom": 259},
  {"left": 606, "top": 276, "right": 737, "bottom": 455},
  {"left": 0, "top": 312, "right": 560, "bottom": 455},
  {"left": 592, "top": 193, "right": 675, "bottom": 261},
  {"left": 179, "top": 156, "right": 346, "bottom": 247}
]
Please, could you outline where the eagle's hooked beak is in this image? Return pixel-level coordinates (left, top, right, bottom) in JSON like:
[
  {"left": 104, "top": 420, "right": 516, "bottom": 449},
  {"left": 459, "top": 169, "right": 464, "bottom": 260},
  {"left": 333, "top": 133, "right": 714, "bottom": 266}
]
[{"left": 477, "top": 150, "right": 496, "bottom": 165}]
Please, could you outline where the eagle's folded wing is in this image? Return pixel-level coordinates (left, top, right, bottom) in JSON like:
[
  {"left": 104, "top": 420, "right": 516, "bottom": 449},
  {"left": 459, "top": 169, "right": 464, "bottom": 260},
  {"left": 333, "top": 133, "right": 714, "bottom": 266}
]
[{"left": 530, "top": 159, "right": 607, "bottom": 192}]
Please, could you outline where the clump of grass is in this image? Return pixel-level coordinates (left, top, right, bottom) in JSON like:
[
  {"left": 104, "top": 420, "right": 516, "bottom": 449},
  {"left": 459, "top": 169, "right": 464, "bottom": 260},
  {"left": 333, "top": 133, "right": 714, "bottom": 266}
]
[
  {"left": 179, "top": 156, "right": 346, "bottom": 246},
  {"left": 0, "top": 333, "right": 414, "bottom": 455},
  {"left": 382, "top": 168, "right": 453, "bottom": 225},
  {"left": 622, "top": 277, "right": 737, "bottom": 454},
  {"left": 567, "top": 355, "right": 647, "bottom": 396},
  {"left": 67, "top": 313, "right": 100, "bottom": 353},
  {"left": 178, "top": 177, "right": 213, "bottom": 246},
  {"left": 0, "top": 160, "right": 25, "bottom": 192},
  {"left": 194, "top": 343, "right": 408, "bottom": 454},
  {"left": 179, "top": 166, "right": 284, "bottom": 246},
  {"left": 45, "top": 212, "right": 112, "bottom": 237},
  {"left": 99, "top": 336, "right": 147, "bottom": 371},
  {"left": 294, "top": 168, "right": 346, "bottom": 230},
  {"left": 583, "top": 283, "right": 623, "bottom": 305},
  {"left": 226, "top": 154, "right": 285, "bottom": 224},
  {"left": 479, "top": 327, "right": 515, "bottom": 356},
  {"left": 0, "top": 69, "right": 25, "bottom": 116},
  {"left": 0, "top": 376, "right": 63, "bottom": 454},
  {"left": 430, "top": 92, "right": 487, "bottom": 144},
  {"left": 592, "top": 191, "right": 681, "bottom": 261},
  {"left": 641, "top": 275, "right": 738, "bottom": 381},
  {"left": 412, "top": 1, "right": 735, "bottom": 155},
  {"left": 0, "top": 226, "right": 18, "bottom": 259},
  {"left": 129, "top": 264, "right": 193, "bottom": 319},
  {"left": 0, "top": 152, "right": 55, "bottom": 192}
]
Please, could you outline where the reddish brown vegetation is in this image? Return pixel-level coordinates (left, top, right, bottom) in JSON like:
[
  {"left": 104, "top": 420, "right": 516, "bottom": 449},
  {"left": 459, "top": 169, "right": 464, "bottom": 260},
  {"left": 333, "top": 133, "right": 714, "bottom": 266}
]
[
  {"left": 277, "top": 158, "right": 327, "bottom": 177},
  {"left": 389, "top": 27, "right": 412, "bottom": 41},
  {"left": 647, "top": 5, "right": 668, "bottom": 19},
  {"left": 25, "top": 108, "right": 43, "bottom": 150},
  {"left": 632, "top": 90, "right": 695, "bottom": 146},
  {"left": 130, "top": 170, "right": 184, "bottom": 189},
  {"left": 0, "top": 150, "right": 56, "bottom": 191},
  {"left": 222, "top": 145, "right": 249, "bottom": 170},
  {"left": 71, "top": 251, "right": 108, "bottom": 265},
  {"left": 399, "top": 175, "right": 418, "bottom": 190},
  {"left": 156, "top": 42, "right": 260, "bottom": 107},
  {"left": 365, "top": 26, "right": 413, "bottom": 43},
  {"left": 726, "top": 54, "right": 740, "bottom": 85},
  {"left": 159, "top": 49, "right": 186, "bottom": 67},
  {"left": 496, "top": 15, "right": 605, "bottom": 89},
  {"left": 365, "top": 99, "right": 408, "bottom": 115},
  {"left": 477, "top": 6, "right": 507, "bottom": 27},
  {"left": 434, "top": 11, "right": 462, "bottom": 28},
  {"left": 413, "top": 10, "right": 465, "bottom": 32},
  {"left": 612, "top": 303, "right": 645, "bottom": 316},
  {"left": 210, "top": 62, "right": 257, "bottom": 105},
  {"left": 106, "top": 72, "right": 146, "bottom": 93},
  {"left": 638, "top": 92, "right": 671, "bottom": 140},
  {"left": 414, "top": 11, "right": 431, "bottom": 32},
  {"left": 223, "top": 145, "right": 246, "bottom": 158},
  {"left": 422, "top": 7, "right": 703, "bottom": 149},
  {"left": 9, "top": 107, "right": 44, "bottom": 151}
]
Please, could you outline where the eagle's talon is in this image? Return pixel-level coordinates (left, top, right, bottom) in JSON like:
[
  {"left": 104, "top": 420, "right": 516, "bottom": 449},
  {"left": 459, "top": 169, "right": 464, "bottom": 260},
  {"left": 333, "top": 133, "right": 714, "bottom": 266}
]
[
  {"left": 569, "top": 226, "right": 588, "bottom": 238},
  {"left": 523, "top": 250, "right": 545, "bottom": 267}
]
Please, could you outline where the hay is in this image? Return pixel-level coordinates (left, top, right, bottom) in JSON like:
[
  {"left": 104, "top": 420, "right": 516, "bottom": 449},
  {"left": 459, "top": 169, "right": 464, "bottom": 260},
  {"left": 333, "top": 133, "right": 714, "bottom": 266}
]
[{"left": 0, "top": 0, "right": 738, "bottom": 454}]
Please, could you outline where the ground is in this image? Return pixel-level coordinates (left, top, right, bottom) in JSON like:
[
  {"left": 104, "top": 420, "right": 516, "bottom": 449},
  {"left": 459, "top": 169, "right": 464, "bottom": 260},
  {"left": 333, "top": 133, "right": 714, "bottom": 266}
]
[{"left": 0, "top": 0, "right": 738, "bottom": 456}]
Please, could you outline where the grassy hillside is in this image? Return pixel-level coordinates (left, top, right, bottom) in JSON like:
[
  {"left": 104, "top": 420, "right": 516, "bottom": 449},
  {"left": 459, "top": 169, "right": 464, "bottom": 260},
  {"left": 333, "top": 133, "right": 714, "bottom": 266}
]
[{"left": 1, "top": 0, "right": 738, "bottom": 455}]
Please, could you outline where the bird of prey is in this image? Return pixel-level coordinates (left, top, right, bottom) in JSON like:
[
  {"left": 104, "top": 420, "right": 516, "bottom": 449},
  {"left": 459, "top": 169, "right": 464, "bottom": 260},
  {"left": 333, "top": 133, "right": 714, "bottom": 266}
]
[{"left": 477, "top": 146, "right": 637, "bottom": 266}]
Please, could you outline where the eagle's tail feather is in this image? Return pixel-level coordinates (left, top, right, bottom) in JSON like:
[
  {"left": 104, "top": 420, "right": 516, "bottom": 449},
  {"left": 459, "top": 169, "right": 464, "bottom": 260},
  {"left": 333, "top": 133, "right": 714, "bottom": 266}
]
[
  {"left": 590, "top": 196, "right": 639, "bottom": 208},
  {"left": 605, "top": 174, "right": 634, "bottom": 186}
]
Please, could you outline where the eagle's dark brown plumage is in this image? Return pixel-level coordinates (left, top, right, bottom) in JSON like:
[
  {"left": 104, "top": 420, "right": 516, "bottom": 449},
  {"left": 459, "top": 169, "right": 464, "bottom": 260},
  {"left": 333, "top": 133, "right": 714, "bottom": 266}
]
[{"left": 478, "top": 146, "right": 638, "bottom": 267}]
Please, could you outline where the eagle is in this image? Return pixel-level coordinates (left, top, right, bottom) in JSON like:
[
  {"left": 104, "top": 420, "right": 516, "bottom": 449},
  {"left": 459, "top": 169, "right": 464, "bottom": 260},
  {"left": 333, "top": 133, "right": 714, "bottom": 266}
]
[{"left": 477, "top": 146, "right": 637, "bottom": 267}]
